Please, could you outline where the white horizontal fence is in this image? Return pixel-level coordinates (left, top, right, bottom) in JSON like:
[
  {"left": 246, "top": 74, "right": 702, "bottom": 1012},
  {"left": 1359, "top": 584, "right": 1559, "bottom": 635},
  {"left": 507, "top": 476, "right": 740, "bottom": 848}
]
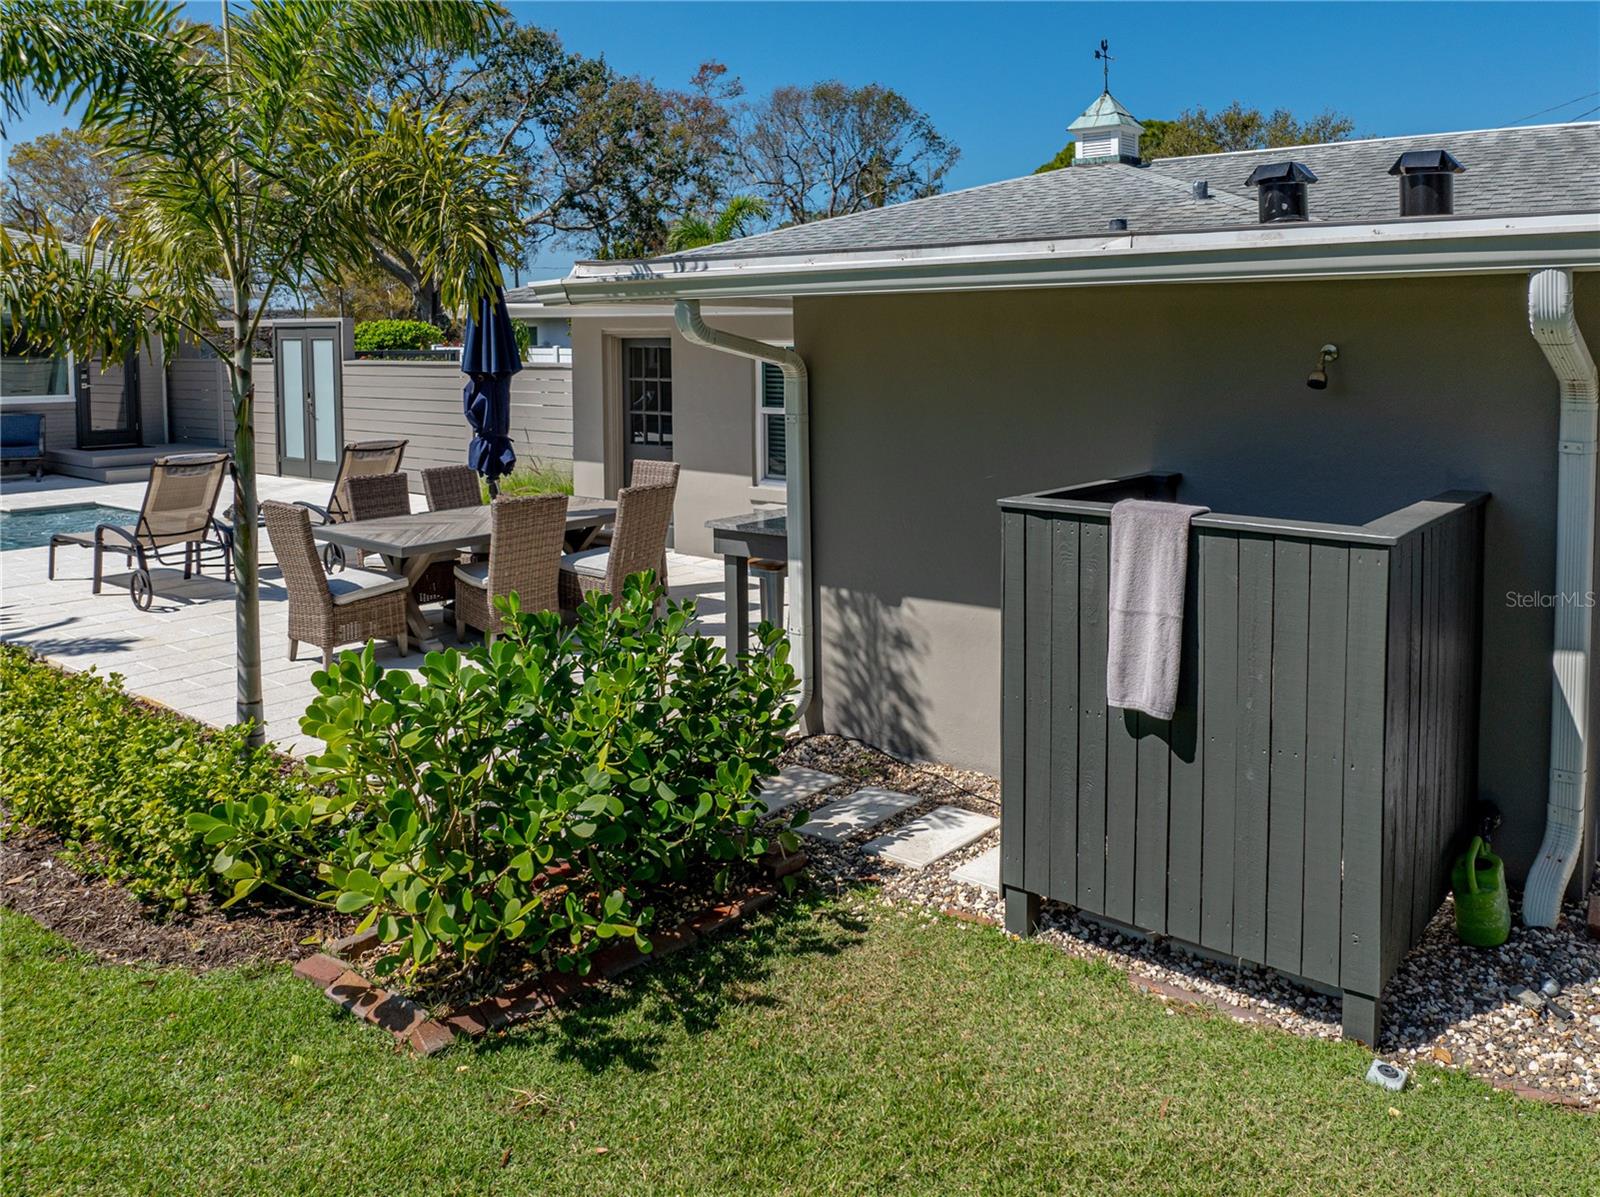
[{"left": 339, "top": 359, "right": 573, "bottom": 481}]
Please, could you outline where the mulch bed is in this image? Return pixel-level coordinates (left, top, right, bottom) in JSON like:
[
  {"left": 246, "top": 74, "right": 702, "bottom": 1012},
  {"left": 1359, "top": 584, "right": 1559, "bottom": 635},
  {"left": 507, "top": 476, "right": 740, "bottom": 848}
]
[{"left": 0, "top": 825, "right": 347, "bottom": 971}]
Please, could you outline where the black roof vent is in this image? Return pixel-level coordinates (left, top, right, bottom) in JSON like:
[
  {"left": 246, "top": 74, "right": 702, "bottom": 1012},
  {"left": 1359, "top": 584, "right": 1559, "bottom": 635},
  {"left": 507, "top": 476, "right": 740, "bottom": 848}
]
[
  {"left": 1244, "top": 161, "right": 1317, "bottom": 223},
  {"left": 1108, "top": 217, "right": 1128, "bottom": 232},
  {"left": 1388, "top": 149, "right": 1466, "bottom": 217},
  {"left": 1191, "top": 179, "right": 1210, "bottom": 200}
]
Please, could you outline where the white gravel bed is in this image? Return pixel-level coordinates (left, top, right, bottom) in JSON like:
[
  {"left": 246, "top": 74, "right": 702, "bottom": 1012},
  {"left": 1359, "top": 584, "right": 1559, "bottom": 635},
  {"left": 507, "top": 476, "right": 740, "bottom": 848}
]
[{"left": 779, "top": 734, "right": 1600, "bottom": 1109}]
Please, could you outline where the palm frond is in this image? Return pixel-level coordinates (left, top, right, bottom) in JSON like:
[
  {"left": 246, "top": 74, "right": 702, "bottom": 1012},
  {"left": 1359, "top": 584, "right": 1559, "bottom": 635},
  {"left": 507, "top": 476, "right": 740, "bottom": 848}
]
[
  {"left": 1, "top": 219, "right": 213, "bottom": 363},
  {"left": 711, "top": 194, "right": 770, "bottom": 242},
  {"left": 347, "top": 102, "right": 519, "bottom": 312},
  {"left": 666, "top": 217, "right": 714, "bottom": 252}
]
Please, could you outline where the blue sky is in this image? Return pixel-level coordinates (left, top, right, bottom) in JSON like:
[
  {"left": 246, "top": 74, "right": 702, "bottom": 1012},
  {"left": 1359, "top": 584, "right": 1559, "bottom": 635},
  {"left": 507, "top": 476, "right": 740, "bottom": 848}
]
[{"left": 5, "top": 1, "right": 1597, "bottom": 277}]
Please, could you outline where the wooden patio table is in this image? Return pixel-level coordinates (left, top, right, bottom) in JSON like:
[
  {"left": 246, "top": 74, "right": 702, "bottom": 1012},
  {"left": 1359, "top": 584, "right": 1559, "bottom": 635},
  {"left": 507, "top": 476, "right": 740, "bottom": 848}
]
[{"left": 313, "top": 496, "right": 616, "bottom": 648}]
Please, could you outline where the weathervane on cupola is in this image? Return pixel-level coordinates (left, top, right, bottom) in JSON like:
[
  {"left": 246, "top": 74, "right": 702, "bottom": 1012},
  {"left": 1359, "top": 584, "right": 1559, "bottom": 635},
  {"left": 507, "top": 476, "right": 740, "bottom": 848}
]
[
  {"left": 1068, "top": 39, "right": 1143, "bottom": 166},
  {"left": 1095, "top": 38, "right": 1114, "bottom": 94}
]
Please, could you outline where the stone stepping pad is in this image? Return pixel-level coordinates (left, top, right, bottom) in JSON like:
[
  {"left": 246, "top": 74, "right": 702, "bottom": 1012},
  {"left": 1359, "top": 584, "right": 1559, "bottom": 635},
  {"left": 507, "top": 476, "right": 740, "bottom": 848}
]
[
  {"left": 756, "top": 766, "right": 843, "bottom": 818},
  {"left": 861, "top": 807, "right": 1000, "bottom": 869},
  {"left": 797, "top": 786, "right": 920, "bottom": 842},
  {"left": 950, "top": 846, "right": 1001, "bottom": 893}
]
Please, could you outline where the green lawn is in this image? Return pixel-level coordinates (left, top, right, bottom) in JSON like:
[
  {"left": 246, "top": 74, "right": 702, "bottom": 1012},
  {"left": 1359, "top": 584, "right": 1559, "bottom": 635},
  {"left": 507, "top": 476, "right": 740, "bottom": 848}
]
[{"left": 2, "top": 898, "right": 1593, "bottom": 1196}]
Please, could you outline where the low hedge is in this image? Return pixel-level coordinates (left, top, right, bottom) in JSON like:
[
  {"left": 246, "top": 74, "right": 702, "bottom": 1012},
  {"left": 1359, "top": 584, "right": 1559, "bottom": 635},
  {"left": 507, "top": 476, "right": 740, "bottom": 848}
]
[
  {"left": 0, "top": 647, "right": 316, "bottom": 907},
  {"left": 352, "top": 319, "right": 440, "bottom": 354}
]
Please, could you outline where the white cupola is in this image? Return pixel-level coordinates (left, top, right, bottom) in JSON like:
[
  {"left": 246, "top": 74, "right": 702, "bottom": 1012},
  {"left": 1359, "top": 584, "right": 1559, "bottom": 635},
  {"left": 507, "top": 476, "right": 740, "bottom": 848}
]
[{"left": 1068, "top": 92, "right": 1143, "bottom": 166}]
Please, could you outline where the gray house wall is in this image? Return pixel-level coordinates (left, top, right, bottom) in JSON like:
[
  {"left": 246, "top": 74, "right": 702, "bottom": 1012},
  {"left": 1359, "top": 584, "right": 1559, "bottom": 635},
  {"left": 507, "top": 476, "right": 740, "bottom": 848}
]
[
  {"left": 569, "top": 311, "right": 791, "bottom": 556},
  {"left": 796, "top": 272, "right": 1600, "bottom": 885},
  {"left": 3, "top": 337, "right": 169, "bottom": 452}
]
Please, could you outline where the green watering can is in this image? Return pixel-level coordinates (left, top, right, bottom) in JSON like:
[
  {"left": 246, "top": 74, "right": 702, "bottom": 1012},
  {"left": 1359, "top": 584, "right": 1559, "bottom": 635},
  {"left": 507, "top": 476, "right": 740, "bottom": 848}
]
[{"left": 1451, "top": 836, "right": 1510, "bottom": 948}]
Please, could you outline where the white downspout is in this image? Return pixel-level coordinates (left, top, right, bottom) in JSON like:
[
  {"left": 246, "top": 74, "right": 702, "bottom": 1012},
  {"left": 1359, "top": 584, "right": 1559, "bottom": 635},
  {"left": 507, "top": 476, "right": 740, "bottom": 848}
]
[
  {"left": 1524, "top": 267, "right": 1598, "bottom": 927},
  {"left": 674, "top": 300, "right": 817, "bottom": 728}
]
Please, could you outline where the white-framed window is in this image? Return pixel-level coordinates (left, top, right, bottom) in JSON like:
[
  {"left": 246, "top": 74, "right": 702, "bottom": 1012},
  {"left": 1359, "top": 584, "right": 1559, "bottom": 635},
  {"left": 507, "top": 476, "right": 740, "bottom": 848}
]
[
  {"left": 0, "top": 314, "right": 75, "bottom": 406},
  {"left": 756, "top": 358, "right": 787, "bottom": 484}
]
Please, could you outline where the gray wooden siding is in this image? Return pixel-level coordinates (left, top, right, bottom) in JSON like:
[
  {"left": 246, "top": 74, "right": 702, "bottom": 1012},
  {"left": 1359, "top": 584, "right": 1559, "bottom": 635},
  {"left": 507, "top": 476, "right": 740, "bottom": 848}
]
[
  {"left": 167, "top": 358, "right": 228, "bottom": 443},
  {"left": 999, "top": 477, "right": 1486, "bottom": 1015},
  {"left": 339, "top": 361, "right": 573, "bottom": 481},
  {"left": 252, "top": 359, "right": 276, "bottom": 474}
]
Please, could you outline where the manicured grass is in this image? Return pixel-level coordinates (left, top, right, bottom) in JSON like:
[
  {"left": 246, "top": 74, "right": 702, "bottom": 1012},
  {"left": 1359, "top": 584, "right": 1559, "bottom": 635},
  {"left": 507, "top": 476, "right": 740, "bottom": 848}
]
[{"left": 2, "top": 899, "right": 1592, "bottom": 1196}]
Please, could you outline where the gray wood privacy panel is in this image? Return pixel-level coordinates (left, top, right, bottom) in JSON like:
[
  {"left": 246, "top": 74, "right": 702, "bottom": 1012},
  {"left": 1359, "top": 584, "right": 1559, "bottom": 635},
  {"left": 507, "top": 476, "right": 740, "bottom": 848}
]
[
  {"left": 168, "top": 358, "right": 227, "bottom": 443},
  {"left": 998, "top": 476, "right": 1486, "bottom": 1028},
  {"left": 339, "top": 361, "right": 573, "bottom": 482}
]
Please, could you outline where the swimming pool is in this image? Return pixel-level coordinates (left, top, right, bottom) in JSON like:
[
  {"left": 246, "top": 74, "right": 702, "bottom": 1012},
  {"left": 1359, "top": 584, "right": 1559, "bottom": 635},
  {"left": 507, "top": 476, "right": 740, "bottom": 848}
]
[{"left": 0, "top": 504, "right": 139, "bottom": 552}]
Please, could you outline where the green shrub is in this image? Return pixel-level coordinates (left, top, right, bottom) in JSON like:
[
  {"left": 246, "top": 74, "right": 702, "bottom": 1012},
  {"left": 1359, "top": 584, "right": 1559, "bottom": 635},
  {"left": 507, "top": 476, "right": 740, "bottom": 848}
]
[
  {"left": 197, "top": 579, "right": 799, "bottom": 980},
  {"left": 352, "top": 318, "right": 441, "bottom": 354},
  {"left": 0, "top": 648, "right": 316, "bottom": 907}
]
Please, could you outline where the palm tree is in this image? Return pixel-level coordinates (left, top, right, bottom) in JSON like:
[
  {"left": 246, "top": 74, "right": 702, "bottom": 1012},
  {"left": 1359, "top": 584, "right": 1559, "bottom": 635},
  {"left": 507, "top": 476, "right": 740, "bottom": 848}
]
[
  {"left": 666, "top": 195, "right": 770, "bottom": 252},
  {"left": 0, "top": 0, "right": 518, "bottom": 743}
]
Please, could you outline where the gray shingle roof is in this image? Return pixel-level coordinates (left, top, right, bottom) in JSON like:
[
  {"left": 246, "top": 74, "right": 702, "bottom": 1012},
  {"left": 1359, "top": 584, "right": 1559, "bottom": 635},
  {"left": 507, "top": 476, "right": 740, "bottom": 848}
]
[{"left": 668, "top": 123, "right": 1599, "bottom": 261}]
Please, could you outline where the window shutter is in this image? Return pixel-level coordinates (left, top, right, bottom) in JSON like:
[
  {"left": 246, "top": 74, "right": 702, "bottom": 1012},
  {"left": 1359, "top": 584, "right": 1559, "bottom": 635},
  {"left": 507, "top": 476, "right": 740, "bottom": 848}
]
[{"left": 760, "top": 362, "right": 786, "bottom": 480}]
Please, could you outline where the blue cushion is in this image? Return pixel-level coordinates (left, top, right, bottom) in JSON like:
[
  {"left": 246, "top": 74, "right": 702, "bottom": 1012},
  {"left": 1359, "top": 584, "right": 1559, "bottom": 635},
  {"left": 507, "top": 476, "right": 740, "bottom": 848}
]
[{"left": 0, "top": 413, "right": 45, "bottom": 450}]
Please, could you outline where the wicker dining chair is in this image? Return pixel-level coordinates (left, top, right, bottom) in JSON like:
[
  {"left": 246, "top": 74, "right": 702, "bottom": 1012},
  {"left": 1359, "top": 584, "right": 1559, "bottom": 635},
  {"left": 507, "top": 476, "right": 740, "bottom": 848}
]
[
  {"left": 421, "top": 465, "right": 484, "bottom": 512},
  {"left": 558, "top": 481, "right": 676, "bottom": 612},
  {"left": 588, "top": 459, "right": 679, "bottom": 586},
  {"left": 343, "top": 472, "right": 455, "bottom": 607},
  {"left": 293, "top": 439, "right": 407, "bottom": 569},
  {"left": 454, "top": 494, "right": 566, "bottom": 642},
  {"left": 262, "top": 501, "right": 409, "bottom": 667}
]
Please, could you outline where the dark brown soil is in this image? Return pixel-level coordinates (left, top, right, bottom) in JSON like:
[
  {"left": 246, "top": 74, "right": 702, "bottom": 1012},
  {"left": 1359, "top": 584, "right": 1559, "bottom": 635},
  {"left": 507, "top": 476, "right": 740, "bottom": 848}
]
[{"left": 0, "top": 825, "right": 350, "bottom": 971}]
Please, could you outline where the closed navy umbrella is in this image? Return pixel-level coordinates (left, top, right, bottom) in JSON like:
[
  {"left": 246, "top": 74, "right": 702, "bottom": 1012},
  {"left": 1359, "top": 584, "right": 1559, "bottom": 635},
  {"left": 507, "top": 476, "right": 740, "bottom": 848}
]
[{"left": 461, "top": 284, "right": 522, "bottom": 496}]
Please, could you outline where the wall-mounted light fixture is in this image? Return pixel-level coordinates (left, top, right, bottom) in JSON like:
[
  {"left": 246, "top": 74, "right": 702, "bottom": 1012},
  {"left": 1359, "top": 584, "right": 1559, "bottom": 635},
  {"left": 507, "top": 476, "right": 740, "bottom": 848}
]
[{"left": 1306, "top": 344, "right": 1339, "bottom": 390}]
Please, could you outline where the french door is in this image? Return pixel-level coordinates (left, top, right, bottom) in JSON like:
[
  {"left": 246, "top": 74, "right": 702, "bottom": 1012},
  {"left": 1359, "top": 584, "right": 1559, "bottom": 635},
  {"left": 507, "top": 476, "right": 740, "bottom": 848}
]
[
  {"left": 275, "top": 326, "right": 343, "bottom": 480},
  {"left": 75, "top": 352, "right": 142, "bottom": 448}
]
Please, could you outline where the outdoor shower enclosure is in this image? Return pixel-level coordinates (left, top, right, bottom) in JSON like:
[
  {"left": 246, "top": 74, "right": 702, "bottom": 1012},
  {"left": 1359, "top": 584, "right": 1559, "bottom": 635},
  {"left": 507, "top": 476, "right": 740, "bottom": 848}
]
[{"left": 997, "top": 474, "right": 1487, "bottom": 1042}]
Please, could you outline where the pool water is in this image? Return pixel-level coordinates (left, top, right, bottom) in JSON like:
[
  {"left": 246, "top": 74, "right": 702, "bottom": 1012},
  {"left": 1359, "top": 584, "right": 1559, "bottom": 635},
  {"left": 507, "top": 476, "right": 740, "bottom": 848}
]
[{"left": 0, "top": 504, "right": 140, "bottom": 552}]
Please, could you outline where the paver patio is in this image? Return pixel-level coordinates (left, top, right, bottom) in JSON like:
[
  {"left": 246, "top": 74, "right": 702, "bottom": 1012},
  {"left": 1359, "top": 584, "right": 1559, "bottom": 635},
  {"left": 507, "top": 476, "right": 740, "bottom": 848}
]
[{"left": 0, "top": 474, "right": 768, "bottom": 755}]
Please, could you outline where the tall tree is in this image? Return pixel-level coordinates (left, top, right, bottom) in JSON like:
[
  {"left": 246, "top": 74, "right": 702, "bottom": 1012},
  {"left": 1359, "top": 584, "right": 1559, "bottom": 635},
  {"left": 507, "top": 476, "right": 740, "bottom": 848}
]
[
  {"left": 1140, "top": 102, "right": 1355, "bottom": 159},
  {"left": 1035, "top": 106, "right": 1354, "bottom": 172},
  {"left": 3, "top": 125, "right": 127, "bottom": 239},
  {"left": 371, "top": 24, "right": 726, "bottom": 294},
  {"left": 1, "top": 0, "right": 517, "bottom": 741},
  {"left": 739, "top": 81, "right": 959, "bottom": 225}
]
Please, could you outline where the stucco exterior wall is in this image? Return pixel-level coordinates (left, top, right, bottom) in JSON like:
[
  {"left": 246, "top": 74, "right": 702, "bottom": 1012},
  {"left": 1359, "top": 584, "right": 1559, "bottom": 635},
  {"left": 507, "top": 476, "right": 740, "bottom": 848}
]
[
  {"left": 796, "top": 272, "right": 1600, "bottom": 883},
  {"left": 569, "top": 311, "right": 792, "bottom": 556}
]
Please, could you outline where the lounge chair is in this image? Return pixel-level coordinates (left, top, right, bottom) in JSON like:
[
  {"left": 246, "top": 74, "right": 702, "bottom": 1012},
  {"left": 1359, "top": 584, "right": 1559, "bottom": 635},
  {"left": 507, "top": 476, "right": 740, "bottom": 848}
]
[
  {"left": 421, "top": 465, "right": 484, "bottom": 512},
  {"left": 262, "top": 501, "right": 409, "bottom": 667},
  {"left": 293, "top": 438, "right": 407, "bottom": 568},
  {"left": 0, "top": 413, "right": 45, "bottom": 479},
  {"left": 343, "top": 472, "right": 455, "bottom": 606},
  {"left": 558, "top": 481, "right": 675, "bottom": 612},
  {"left": 48, "top": 451, "right": 232, "bottom": 609},
  {"left": 454, "top": 494, "right": 566, "bottom": 642}
]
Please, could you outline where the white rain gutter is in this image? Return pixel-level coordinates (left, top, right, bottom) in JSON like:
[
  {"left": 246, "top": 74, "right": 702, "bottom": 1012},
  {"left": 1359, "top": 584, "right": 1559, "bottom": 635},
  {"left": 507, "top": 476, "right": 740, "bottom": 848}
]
[
  {"left": 674, "top": 300, "right": 817, "bottom": 730},
  {"left": 555, "top": 213, "right": 1598, "bottom": 304},
  {"left": 1524, "top": 267, "right": 1598, "bottom": 927}
]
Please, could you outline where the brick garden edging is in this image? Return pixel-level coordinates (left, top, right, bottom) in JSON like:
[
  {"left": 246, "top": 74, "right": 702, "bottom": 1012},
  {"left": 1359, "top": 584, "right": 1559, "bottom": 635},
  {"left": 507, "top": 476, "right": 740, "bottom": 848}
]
[{"left": 289, "top": 856, "right": 801, "bottom": 1057}]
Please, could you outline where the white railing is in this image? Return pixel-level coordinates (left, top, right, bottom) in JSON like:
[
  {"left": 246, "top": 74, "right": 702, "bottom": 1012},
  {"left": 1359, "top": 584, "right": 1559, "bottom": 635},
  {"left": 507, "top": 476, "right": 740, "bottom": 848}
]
[{"left": 525, "top": 346, "right": 572, "bottom": 366}]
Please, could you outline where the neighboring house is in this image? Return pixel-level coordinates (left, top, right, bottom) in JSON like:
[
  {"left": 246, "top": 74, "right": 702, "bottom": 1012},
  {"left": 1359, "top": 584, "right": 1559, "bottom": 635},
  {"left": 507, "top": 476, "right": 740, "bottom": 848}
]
[
  {"left": 504, "top": 293, "right": 794, "bottom": 556},
  {"left": 530, "top": 91, "right": 1600, "bottom": 927}
]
